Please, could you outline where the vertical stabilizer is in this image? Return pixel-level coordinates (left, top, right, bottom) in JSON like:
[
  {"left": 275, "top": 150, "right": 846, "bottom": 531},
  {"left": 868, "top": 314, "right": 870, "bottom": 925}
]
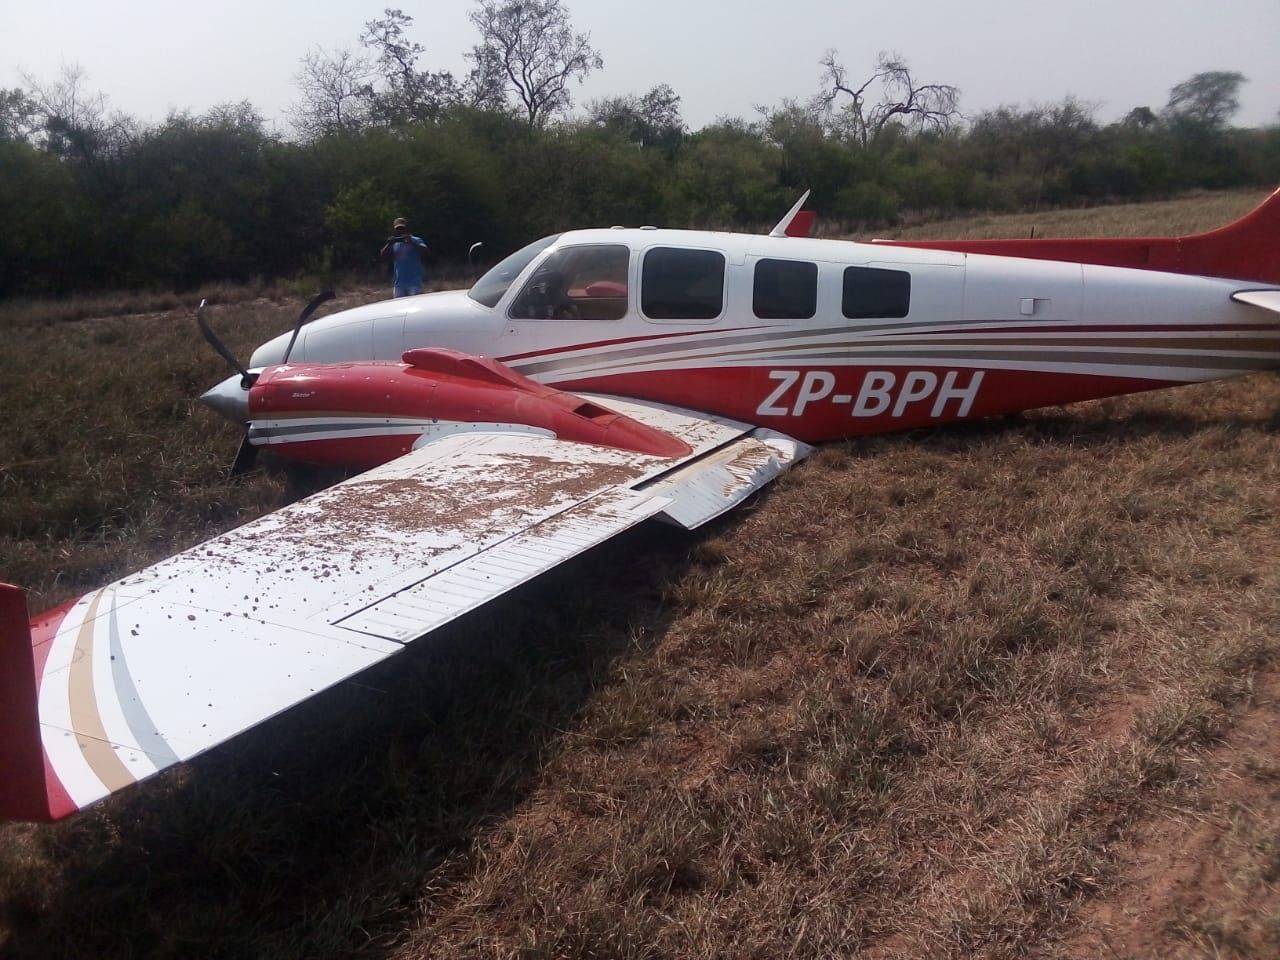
[{"left": 1176, "top": 187, "right": 1280, "bottom": 285}]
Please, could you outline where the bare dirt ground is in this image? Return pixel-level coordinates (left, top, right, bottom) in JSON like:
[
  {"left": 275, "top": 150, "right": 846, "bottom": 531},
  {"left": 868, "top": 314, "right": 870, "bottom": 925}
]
[
  {"left": 1054, "top": 675, "right": 1280, "bottom": 960},
  {"left": 1, "top": 189, "right": 1277, "bottom": 959}
]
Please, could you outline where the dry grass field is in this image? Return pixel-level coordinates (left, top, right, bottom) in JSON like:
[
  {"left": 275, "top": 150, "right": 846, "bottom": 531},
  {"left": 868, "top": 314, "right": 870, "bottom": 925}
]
[{"left": 1, "top": 189, "right": 1278, "bottom": 959}]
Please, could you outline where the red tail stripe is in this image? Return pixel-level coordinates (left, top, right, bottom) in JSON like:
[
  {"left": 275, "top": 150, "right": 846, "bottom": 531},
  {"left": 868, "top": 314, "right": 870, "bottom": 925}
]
[{"left": 880, "top": 187, "right": 1280, "bottom": 286}]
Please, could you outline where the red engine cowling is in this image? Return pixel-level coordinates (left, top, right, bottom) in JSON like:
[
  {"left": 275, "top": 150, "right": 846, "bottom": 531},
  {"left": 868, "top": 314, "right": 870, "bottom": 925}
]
[{"left": 246, "top": 348, "right": 691, "bottom": 469}]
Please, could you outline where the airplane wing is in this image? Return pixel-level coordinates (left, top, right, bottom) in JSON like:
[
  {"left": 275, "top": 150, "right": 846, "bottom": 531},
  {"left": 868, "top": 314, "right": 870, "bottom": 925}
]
[{"left": 0, "top": 398, "right": 809, "bottom": 822}]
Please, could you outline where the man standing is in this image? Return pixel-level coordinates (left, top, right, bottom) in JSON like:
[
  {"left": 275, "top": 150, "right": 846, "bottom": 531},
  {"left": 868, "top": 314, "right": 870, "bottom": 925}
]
[{"left": 380, "top": 217, "right": 429, "bottom": 298}]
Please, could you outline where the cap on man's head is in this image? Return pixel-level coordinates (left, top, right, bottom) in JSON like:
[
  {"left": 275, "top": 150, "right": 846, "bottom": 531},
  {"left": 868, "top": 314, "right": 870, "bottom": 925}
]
[{"left": 392, "top": 217, "right": 409, "bottom": 229}]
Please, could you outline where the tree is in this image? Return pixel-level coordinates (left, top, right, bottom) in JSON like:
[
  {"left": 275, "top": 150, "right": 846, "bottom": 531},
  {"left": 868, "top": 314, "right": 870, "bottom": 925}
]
[
  {"left": 18, "top": 64, "right": 138, "bottom": 221},
  {"left": 359, "top": 8, "right": 461, "bottom": 125},
  {"left": 120, "top": 103, "right": 276, "bottom": 287},
  {"left": 467, "top": 0, "right": 603, "bottom": 128},
  {"left": 1122, "top": 106, "right": 1158, "bottom": 129},
  {"left": 758, "top": 99, "right": 853, "bottom": 197},
  {"left": 0, "top": 138, "right": 79, "bottom": 294},
  {"left": 0, "top": 88, "right": 40, "bottom": 143},
  {"left": 813, "top": 51, "right": 960, "bottom": 147},
  {"left": 289, "top": 47, "right": 374, "bottom": 139},
  {"left": 20, "top": 65, "right": 137, "bottom": 170},
  {"left": 588, "top": 84, "right": 683, "bottom": 148},
  {"left": 1165, "top": 71, "right": 1246, "bottom": 130}
]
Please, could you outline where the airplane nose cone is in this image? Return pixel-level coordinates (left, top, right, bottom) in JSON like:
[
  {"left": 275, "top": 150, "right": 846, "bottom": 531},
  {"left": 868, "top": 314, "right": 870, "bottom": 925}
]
[{"left": 199, "top": 374, "right": 252, "bottom": 424}]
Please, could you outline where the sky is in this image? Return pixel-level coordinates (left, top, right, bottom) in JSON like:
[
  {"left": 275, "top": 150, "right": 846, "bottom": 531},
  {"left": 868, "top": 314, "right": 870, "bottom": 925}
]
[{"left": 2, "top": 0, "right": 1277, "bottom": 134}]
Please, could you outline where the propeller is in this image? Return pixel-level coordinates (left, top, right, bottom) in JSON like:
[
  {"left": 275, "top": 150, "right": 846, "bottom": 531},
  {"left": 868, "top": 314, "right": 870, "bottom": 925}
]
[
  {"left": 229, "top": 435, "right": 259, "bottom": 477},
  {"left": 281, "top": 289, "right": 336, "bottom": 365},
  {"left": 196, "top": 291, "right": 336, "bottom": 478},
  {"left": 196, "top": 298, "right": 256, "bottom": 388},
  {"left": 468, "top": 241, "right": 485, "bottom": 280}
]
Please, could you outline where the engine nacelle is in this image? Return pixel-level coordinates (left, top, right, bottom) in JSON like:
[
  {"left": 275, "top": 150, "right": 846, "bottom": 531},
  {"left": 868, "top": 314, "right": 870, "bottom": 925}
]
[{"left": 244, "top": 348, "right": 691, "bottom": 469}]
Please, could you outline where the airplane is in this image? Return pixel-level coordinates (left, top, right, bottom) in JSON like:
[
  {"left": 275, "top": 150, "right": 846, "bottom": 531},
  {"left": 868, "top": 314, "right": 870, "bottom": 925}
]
[{"left": 3, "top": 189, "right": 1279, "bottom": 824}]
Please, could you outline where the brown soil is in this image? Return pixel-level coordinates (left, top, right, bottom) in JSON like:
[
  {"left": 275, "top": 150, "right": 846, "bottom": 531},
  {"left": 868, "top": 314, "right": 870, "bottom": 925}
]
[{"left": 1055, "top": 676, "right": 1280, "bottom": 960}]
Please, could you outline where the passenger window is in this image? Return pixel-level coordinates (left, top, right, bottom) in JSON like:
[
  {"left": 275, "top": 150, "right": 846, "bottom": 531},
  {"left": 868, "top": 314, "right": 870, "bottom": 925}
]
[
  {"left": 754, "top": 258, "right": 818, "bottom": 319},
  {"left": 509, "top": 244, "right": 630, "bottom": 321},
  {"left": 842, "top": 266, "right": 910, "bottom": 319},
  {"left": 641, "top": 248, "right": 725, "bottom": 320}
]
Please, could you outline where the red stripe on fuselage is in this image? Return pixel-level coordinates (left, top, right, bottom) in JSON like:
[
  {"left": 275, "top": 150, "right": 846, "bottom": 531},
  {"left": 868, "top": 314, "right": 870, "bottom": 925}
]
[{"left": 553, "top": 366, "right": 1181, "bottom": 443}]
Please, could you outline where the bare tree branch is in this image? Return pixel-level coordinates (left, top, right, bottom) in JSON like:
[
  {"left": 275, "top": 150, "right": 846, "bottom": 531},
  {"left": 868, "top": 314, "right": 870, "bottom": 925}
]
[
  {"left": 288, "top": 47, "right": 374, "bottom": 139},
  {"left": 20, "top": 65, "right": 136, "bottom": 169},
  {"left": 588, "top": 84, "right": 684, "bottom": 148},
  {"left": 467, "top": 0, "right": 603, "bottom": 128},
  {"left": 358, "top": 9, "right": 461, "bottom": 126},
  {"left": 813, "top": 51, "right": 959, "bottom": 147}
]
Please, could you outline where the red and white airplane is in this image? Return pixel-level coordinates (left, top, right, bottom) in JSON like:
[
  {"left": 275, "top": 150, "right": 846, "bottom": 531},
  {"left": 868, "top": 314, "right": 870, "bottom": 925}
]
[{"left": 3, "top": 191, "right": 1279, "bottom": 823}]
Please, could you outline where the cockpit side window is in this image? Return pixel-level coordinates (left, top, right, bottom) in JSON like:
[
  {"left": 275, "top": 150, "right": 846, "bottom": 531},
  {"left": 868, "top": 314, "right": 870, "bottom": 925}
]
[{"left": 508, "top": 244, "right": 631, "bottom": 321}]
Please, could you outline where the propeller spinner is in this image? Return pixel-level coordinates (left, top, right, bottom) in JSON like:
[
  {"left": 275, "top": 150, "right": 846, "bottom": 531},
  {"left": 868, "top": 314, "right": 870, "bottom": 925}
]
[{"left": 197, "top": 291, "right": 335, "bottom": 476}]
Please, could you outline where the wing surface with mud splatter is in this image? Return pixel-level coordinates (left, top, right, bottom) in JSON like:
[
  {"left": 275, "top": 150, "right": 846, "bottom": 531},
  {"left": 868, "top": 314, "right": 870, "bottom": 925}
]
[{"left": 0, "top": 397, "right": 808, "bottom": 821}]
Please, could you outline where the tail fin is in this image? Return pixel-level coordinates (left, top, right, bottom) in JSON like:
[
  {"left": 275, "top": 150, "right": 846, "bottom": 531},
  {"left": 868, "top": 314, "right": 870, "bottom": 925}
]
[
  {"left": 1176, "top": 188, "right": 1280, "bottom": 284},
  {"left": 0, "top": 585, "right": 76, "bottom": 822},
  {"left": 877, "top": 187, "right": 1280, "bottom": 285},
  {"left": 785, "top": 210, "right": 817, "bottom": 238}
]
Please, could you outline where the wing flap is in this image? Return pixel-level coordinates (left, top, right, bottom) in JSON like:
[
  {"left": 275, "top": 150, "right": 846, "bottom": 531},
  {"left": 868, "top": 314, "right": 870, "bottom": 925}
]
[
  {"left": 641, "top": 429, "right": 813, "bottom": 529},
  {"left": 337, "top": 487, "right": 668, "bottom": 642}
]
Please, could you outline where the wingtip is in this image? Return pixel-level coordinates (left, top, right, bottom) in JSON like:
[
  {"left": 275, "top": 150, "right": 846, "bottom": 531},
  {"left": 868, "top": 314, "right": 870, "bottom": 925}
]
[{"left": 0, "top": 584, "right": 77, "bottom": 823}]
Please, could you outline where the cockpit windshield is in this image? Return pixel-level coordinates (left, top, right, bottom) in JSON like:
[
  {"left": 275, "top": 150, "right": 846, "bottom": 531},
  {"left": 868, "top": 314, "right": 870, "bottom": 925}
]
[{"left": 467, "top": 234, "right": 562, "bottom": 308}]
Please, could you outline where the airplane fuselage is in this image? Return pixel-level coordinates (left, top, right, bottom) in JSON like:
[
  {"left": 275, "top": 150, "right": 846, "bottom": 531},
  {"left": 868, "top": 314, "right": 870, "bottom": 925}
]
[{"left": 235, "top": 227, "right": 1279, "bottom": 463}]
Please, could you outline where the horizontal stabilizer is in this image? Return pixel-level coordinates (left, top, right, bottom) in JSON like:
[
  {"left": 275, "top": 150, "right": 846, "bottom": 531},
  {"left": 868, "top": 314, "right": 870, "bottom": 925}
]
[{"left": 1232, "top": 289, "right": 1280, "bottom": 316}]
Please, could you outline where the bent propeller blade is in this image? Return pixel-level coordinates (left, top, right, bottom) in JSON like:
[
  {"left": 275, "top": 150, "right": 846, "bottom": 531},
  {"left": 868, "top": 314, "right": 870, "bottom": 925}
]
[{"left": 281, "top": 290, "right": 336, "bottom": 365}]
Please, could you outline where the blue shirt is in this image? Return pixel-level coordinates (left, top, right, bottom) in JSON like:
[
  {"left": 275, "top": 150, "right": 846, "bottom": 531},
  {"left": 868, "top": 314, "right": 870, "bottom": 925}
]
[{"left": 389, "top": 235, "right": 428, "bottom": 287}]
